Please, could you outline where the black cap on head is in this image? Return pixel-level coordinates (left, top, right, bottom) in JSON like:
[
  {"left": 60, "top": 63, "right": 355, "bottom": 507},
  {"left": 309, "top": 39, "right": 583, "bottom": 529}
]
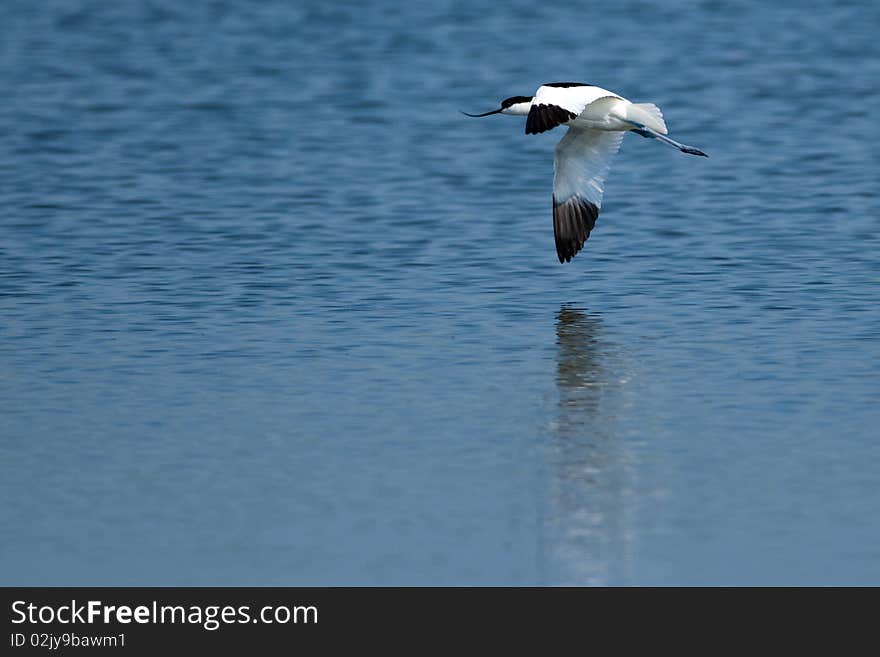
[
  {"left": 501, "top": 95, "right": 533, "bottom": 109},
  {"left": 462, "top": 95, "right": 533, "bottom": 118}
]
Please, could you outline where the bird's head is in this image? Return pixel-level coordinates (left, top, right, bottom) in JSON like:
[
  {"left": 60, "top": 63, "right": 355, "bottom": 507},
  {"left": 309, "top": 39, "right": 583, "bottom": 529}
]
[{"left": 462, "top": 95, "right": 533, "bottom": 118}]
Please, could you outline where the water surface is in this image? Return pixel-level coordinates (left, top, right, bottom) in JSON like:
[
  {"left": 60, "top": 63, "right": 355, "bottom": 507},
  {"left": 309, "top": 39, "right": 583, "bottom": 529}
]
[{"left": 1, "top": 0, "right": 879, "bottom": 585}]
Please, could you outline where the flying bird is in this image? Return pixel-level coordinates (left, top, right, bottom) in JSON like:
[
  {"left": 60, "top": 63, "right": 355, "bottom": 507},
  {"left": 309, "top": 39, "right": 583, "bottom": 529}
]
[{"left": 463, "top": 82, "right": 707, "bottom": 263}]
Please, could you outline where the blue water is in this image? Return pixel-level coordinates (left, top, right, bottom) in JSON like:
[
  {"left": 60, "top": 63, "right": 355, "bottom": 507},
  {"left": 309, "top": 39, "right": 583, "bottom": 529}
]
[{"left": 1, "top": 0, "right": 879, "bottom": 585}]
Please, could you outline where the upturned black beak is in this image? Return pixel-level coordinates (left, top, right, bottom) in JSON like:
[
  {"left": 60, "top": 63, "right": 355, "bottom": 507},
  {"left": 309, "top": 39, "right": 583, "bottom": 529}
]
[{"left": 461, "top": 108, "right": 503, "bottom": 117}]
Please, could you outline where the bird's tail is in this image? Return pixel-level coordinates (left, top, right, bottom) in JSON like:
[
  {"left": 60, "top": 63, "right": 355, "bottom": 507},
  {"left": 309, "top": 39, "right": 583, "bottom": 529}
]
[{"left": 627, "top": 103, "right": 667, "bottom": 135}]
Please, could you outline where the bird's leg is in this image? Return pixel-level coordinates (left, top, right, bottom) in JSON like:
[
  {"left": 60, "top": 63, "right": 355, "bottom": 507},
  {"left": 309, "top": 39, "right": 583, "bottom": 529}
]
[{"left": 624, "top": 120, "right": 708, "bottom": 157}]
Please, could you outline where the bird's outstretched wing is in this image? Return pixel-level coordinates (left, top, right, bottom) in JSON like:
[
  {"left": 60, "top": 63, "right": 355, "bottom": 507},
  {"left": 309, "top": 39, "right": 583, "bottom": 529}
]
[{"left": 552, "top": 127, "right": 624, "bottom": 263}]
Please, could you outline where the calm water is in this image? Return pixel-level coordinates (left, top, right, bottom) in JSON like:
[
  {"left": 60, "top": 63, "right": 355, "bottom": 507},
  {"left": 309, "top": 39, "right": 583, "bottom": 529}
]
[{"left": 1, "top": 0, "right": 879, "bottom": 585}]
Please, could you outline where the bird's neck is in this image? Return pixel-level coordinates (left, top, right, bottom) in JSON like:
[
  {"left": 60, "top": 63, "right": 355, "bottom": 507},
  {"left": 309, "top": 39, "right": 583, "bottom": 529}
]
[{"left": 502, "top": 101, "right": 532, "bottom": 116}]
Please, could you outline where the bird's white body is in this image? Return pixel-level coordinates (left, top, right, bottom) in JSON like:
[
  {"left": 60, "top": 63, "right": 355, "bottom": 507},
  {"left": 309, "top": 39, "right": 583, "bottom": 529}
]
[
  {"left": 501, "top": 85, "right": 668, "bottom": 134},
  {"left": 465, "top": 82, "right": 706, "bottom": 263}
]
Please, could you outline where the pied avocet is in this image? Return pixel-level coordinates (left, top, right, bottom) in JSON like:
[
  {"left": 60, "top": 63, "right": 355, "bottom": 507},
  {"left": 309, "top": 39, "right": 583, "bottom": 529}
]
[{"left": 464, "top": 82, "right": 707, "bottom": 263}]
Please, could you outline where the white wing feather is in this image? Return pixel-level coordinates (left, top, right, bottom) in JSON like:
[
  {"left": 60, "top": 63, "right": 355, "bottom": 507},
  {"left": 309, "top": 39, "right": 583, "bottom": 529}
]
[{"left": 553, "top": 127, "right": 624, "bottom": 208}]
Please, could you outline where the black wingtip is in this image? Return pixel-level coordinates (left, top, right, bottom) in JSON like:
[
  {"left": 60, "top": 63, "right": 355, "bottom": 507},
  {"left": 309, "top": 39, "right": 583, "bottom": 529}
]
[
  {"left": 553, "top": 195, "right": 599, "bottom": 264},
  {"left": 526, "top": 103, "right": 577, "bottom": 135}
]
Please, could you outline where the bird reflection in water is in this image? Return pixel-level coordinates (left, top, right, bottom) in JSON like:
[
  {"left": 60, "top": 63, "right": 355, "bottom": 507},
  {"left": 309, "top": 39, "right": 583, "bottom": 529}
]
[
  {"left": 542, "top": 306, "right": 635, "bottom": 585},
  {"left": 556, "top": 308, "right": 607, "bottom": 422}
]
